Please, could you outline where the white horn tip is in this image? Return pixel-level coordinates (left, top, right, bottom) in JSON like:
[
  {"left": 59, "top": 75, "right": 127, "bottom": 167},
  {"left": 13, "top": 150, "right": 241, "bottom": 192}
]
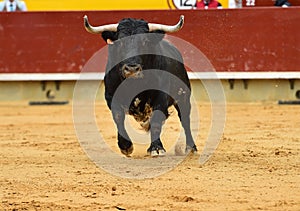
[{"left": 180, "top": 15, "right": 184, "bottom": 26}]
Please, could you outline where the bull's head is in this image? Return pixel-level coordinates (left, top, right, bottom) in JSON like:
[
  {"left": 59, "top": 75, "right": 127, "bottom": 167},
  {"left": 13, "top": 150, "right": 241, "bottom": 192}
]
[{"left": 84, "top": 15, "right": 184, "bottom": 78}]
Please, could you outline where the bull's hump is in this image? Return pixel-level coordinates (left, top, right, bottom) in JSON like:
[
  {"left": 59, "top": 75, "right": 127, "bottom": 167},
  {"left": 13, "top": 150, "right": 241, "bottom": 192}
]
[{"left": 118, "top": 18, "right": 149, "bottom": 35}]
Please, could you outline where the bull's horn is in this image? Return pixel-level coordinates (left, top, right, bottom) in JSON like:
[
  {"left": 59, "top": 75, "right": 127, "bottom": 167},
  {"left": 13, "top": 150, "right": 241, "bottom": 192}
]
[
  {"left": 83, "top": 15, "right": 118, "bottom": 34},
  {"left": 148, "top": 15, "right": 184, "bottom": 33}
]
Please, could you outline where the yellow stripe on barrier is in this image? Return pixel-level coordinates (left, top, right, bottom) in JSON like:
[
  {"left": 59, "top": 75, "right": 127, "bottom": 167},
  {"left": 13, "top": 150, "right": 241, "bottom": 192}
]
[
  {"left": 26, "top": 0, "right": 172, "bottom": 11},
  {"left": 25, "top": 0, "right": 229, "bottom": 11}
]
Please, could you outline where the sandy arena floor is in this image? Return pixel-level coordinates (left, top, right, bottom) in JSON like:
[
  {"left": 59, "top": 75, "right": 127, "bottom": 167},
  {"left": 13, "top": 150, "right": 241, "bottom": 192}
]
[{"left": 0, "top": 102, "right": 299, "bottom": 210}]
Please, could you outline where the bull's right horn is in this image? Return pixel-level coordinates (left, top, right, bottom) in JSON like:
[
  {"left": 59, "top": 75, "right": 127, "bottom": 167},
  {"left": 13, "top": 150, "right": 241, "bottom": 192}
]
[
  {"left": 148, "top": 15, "right": 184, "bottom": 33},
  {"left": 83, "top": 15, "right": 118, "bottom": 34}
]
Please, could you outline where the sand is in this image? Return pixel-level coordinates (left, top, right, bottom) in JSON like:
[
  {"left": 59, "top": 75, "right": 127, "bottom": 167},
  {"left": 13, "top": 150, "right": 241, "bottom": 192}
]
[{"left": 1, "top": 102, "right": 299, "bottom": 210}]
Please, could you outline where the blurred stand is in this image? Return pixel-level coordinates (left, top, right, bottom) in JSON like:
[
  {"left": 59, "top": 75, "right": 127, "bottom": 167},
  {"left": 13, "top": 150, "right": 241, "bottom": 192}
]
[
  {"left": 0, "top": 0, "right": 27, "bottom": 12},
  {"left": 229, "top": 0, "right": 243, "bottom": 8}
]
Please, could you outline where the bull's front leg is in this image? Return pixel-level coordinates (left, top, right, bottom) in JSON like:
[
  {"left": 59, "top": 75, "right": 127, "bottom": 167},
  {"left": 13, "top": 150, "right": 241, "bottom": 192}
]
[
  {"left": 174, "top": 100, "right": 197, "bottom": 154},
  {"left": 147, "top": 110, "right": 167, "bottom": 156},
  {"left": 147, "top": 104, "right": 168, "bottom": 157},
  {"left": 112, "top": 108, "right": 133, "bottom": 156}
]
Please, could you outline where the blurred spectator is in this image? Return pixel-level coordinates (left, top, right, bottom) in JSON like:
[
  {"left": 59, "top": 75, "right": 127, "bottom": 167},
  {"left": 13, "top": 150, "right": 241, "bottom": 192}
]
[
  {"left": 246, "top": 0, "right": 255, "bottom": 6},
  {"left": 0, "top": 0, "right": 27, "bottom": 12},
  {"left": 229, "top": 0, "right": 242, "bottom": 8},
  {"left": 274, "top": 0, "right": 291, "bottom": 7},
  {"left": 196, "top": 0, "right": 223, "bottom": 9}
]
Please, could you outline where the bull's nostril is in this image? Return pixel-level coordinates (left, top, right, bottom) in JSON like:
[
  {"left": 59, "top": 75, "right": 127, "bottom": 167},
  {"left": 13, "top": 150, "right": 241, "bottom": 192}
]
[
  {"left": 124, "top": 65, "right": 130, "bottom": 71},
  {"left": 135, "top": 66, "right": 141, "bottom": 72}
]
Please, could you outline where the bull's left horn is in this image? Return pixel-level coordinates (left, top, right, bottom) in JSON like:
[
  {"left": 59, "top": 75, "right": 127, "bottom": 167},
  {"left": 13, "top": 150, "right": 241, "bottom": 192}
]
[
  {"left": 148, "top": 15, "right": 184, "bottom": 33},
  {"left": 83, "top": 15, "right": 118, "bottom": 34}
]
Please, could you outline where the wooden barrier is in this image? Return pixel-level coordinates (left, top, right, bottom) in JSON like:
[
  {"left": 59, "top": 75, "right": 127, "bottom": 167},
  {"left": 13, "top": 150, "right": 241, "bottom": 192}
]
[{"left": 0, "top": 9, "right": 300, "bottom": 79}]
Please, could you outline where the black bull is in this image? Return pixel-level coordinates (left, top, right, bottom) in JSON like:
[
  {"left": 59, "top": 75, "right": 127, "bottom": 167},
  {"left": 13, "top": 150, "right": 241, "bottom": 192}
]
[{"left": 84, "top": 15, "right": 197, "bottom": 156}]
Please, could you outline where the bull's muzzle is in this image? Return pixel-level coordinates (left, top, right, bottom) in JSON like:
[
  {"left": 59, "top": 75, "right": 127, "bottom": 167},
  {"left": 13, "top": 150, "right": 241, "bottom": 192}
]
[{"left": 122, "top": 64, "right": 143, "bottom": 79}]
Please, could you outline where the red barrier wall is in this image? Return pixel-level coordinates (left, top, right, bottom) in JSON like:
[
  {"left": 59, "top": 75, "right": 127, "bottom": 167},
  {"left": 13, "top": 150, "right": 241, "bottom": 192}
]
[{"left": 0, "top": 9, "right": 299, "bottom": 73}]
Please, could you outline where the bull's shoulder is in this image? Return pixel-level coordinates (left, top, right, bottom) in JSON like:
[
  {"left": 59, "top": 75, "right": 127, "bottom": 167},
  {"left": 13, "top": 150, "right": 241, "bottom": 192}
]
[
  {"left": 159, "top": 40, "right": 190, "bottom": 87},
  {"left": 159, "top": 40, "right": 184, "bottom": 63}
]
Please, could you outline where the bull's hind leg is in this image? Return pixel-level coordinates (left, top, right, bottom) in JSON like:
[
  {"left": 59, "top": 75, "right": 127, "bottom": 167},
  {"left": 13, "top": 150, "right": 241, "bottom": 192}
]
[
  {"left": 174, "top": 102, "right": 197, "bottom": 153},
  {"left": 112, "top": 110, "right": 133, "bottom": 156},
  {"left": 147, "top": 110, "right": 167, "bottom": 157}
]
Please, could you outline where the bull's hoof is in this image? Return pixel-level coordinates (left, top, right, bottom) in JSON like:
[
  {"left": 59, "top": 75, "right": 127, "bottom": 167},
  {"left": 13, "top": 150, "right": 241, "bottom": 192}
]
[
  {"left": 120, "top": 144, "right": 134, "bottom": 156},
  {"left": 147, "top": 139, "right": 166, "bottom": 157},
  {"left": 118, "top": 134, "right": 133, "bottom": 156},
  {"left": 149, "top": 149, "right": 166, "bottom": 157},
  {"left": 185, "top": 144, "right": 198, "bottom": 154}
]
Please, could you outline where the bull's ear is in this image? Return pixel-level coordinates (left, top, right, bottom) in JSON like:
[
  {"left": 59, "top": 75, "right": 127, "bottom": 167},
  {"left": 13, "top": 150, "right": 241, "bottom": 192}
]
[
  {"left": 149, "top": 30, "right": 165, "bottom": 43},
  {"left": 101, "top": 31, "right": 117, "bottom": 44},
  {"left": 106, "top": 39, "right": 114, "bottom": 45}
]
